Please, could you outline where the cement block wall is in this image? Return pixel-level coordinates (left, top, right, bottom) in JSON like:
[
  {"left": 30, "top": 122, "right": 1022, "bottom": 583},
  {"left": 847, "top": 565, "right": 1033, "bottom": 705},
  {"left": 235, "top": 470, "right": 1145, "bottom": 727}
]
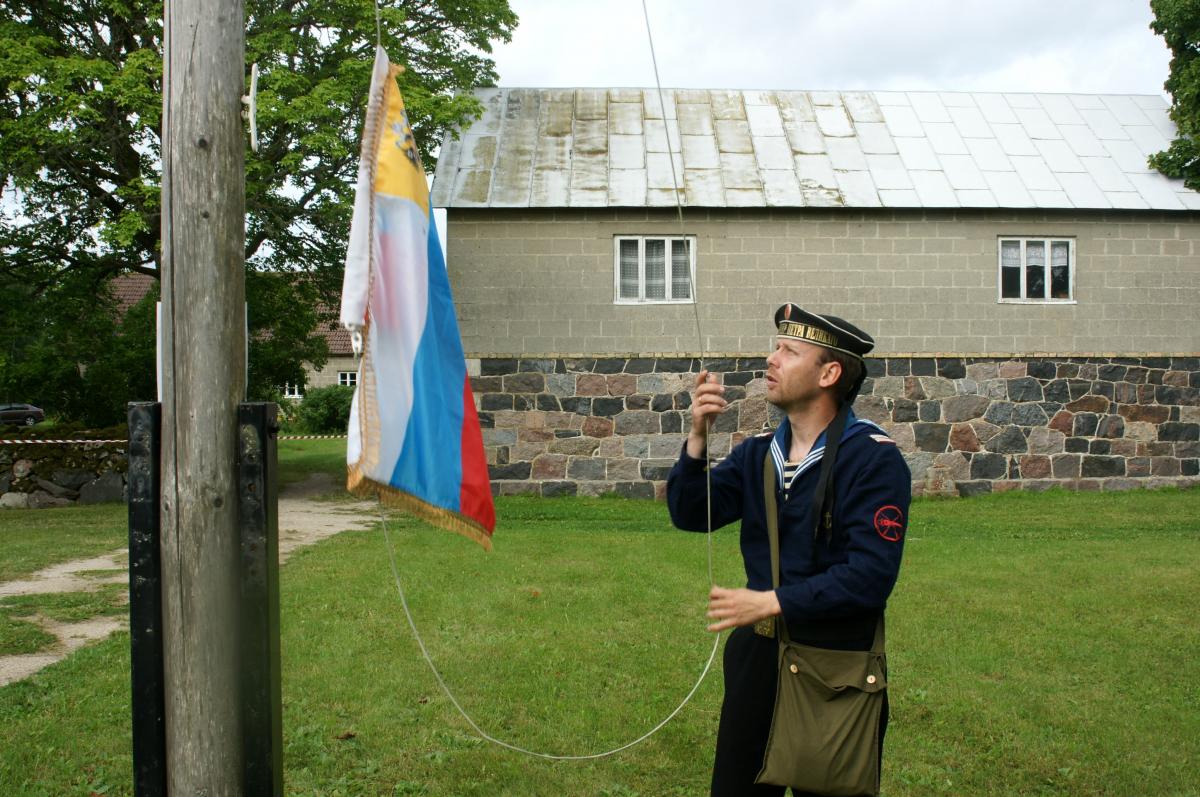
[
  {"left": 304, "top": 355, "right": 359, "bottom": 390},
  {"left": 445, "top": 207, "right": 1200, "bottom": 357}
]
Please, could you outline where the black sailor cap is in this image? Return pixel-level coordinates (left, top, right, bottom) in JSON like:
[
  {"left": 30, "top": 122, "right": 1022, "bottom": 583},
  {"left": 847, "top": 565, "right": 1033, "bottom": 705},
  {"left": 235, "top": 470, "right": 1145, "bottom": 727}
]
[{"left": 773, "top": 303, "right": 874, "bottom": 360}]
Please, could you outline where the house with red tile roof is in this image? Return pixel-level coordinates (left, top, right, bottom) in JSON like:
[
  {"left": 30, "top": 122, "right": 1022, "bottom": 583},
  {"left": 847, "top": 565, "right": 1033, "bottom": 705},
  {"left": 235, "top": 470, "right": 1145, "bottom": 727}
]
[{"left": 107, "top": 273, "right": 355, "bottom": 397}]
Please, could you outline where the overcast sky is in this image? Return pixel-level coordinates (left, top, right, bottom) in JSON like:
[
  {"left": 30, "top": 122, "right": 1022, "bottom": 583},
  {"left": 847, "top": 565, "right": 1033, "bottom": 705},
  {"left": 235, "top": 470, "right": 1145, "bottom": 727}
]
[{"left": 490, "top": 0, "right": 1171, "bottom": 98}]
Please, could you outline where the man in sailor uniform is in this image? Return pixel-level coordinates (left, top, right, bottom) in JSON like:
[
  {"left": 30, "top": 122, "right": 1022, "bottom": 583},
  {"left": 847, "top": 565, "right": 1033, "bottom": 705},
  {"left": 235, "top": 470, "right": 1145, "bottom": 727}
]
[{"left": 667, "top": 303, "right": 911, "bottom": 796}]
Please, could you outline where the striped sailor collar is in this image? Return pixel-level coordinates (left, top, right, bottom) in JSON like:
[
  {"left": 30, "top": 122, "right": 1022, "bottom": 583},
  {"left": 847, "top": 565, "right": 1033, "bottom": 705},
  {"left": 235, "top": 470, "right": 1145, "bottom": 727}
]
[{"left": 769, "top": 410, "right": 886, "bottom": 491}]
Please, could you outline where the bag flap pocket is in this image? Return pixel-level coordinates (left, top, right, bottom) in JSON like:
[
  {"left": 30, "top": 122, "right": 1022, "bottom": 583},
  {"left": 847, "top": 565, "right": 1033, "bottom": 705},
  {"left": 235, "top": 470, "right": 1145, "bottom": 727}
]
[{"left": 781, "top": 643, "right": 887, "bottom": 697}]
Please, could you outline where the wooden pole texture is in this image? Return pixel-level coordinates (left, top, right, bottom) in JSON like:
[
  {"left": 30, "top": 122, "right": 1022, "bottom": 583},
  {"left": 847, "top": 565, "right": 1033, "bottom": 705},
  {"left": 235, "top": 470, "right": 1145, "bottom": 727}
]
[{"left": 160, "top": 0, "right": 247, "bottom": 789}]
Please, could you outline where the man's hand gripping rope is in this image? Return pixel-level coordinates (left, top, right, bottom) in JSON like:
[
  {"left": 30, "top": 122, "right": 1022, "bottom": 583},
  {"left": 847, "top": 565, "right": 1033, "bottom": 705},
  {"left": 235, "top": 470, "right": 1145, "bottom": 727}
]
[{"left": 687, "top": 370, "right": 785, "bottom": 633}]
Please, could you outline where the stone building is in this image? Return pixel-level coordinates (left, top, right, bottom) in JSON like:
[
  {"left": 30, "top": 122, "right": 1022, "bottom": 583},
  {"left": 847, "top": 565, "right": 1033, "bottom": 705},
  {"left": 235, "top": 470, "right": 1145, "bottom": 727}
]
[
  {"left": 296, "top": 321, "right": 357, "bottom": 395},
  {"left": 430, "top": 88, "right": 1200, "bottom": 498}
]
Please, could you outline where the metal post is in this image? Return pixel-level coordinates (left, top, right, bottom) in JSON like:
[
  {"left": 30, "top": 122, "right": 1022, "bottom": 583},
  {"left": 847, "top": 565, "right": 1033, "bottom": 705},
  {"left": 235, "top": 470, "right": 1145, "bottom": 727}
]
[
  {"left": 128, "top": 402, "right": 166, "bottom": 797},
  {"left": 160, "top": 0, "right": 247, "bottom": 788},
  {"left": 237, "top": 402, "right": 283, "bottom": 795}
]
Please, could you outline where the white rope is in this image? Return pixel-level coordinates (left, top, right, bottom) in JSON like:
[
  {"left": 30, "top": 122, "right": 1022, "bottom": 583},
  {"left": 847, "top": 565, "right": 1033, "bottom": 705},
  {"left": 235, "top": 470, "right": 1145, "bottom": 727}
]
[
  {"left": 641, "top": 0, "right": 718, "bottom": 588},
  {"left": 380, "top": 511, "right": 720, "bottom": 760},
  {"left": 371, "top": 0, "right": 730, "bottom": 761}
]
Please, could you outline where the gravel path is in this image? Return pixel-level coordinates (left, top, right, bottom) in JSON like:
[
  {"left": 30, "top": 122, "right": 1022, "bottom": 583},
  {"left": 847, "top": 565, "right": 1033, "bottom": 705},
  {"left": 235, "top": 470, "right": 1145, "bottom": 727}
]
[{"left": 0, "top": 474, "right": 375, "bottom": 687}]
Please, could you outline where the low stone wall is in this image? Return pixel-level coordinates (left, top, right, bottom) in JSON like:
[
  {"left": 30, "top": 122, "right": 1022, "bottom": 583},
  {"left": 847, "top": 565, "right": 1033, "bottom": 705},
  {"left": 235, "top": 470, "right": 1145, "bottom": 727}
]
[
  {"left": 476, "top": 356, "right": 755, "bottom": 500},
  {"left": 473, "top": 356, "right": 1200, "bottom": 498},
  {"left": 855, "top": 356, "right": 1199, "bottom": 496},
  {"left": 0, "top": 438, "right": 128, "bottom": 509}
]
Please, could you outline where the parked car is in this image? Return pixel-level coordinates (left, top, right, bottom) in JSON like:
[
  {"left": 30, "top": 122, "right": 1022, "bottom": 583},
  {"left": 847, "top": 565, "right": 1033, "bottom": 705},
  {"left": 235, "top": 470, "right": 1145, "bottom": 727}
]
[{"left": 0, "top": 403, "right": 45, "bottom": 426}]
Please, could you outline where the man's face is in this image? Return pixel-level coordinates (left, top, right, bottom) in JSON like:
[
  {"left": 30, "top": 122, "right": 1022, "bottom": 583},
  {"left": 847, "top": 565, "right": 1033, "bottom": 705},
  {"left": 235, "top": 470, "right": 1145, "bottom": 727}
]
[{"left": 765, "top": 337, "right": 839, "bottom": 410}]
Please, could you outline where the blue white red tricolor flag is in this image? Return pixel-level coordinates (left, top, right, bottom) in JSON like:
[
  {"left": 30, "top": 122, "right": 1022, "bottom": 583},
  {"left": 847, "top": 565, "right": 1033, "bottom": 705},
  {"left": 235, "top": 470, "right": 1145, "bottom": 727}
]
[{"left": 339, "top": 47, "right": 496, "bottom": 549}]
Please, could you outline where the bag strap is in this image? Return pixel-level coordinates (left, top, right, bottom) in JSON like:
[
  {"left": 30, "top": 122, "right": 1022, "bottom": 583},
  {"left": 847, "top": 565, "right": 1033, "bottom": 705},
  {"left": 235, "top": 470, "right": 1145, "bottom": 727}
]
[
  {"left": 810, "top": 403, "right": 851, "bottom": 550},
  {"left": 762, "top": 450, "right": 790, "bottom": 644},
  {"left": 763, "top": 450, "right": 780, "bottom": 593}
]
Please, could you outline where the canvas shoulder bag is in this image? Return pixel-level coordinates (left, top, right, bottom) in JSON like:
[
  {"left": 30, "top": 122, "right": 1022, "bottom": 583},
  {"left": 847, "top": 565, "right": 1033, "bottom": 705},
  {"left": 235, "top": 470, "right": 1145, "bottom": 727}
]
[{"left": 755, "top": 450, "right": 887, "bottom": 796}]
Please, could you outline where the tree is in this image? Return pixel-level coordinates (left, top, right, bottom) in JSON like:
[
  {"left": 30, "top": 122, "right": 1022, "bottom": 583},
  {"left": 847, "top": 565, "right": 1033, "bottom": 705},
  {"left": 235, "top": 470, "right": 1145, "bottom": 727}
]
[
  {"left": 0, "top": 0, "right": 517, "bottom": 421},
  {"left": 1150, "top": 0, "right": 1200, "bottom": 189},
  {"left": 0, "top": 269, "right": 159, "bottom": 425},
  {"left": 294, "top": 384, "right": 354, "bottom": 433}
]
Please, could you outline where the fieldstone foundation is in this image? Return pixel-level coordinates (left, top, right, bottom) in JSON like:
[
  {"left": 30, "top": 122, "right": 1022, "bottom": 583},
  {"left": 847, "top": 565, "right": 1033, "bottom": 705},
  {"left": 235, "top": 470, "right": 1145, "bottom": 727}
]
[
  {"left": 1, "top": 437, "right": 128, "bottom": 508},
  {"left": 473, "top": 356, "right": 1200, "bottom": 499}
]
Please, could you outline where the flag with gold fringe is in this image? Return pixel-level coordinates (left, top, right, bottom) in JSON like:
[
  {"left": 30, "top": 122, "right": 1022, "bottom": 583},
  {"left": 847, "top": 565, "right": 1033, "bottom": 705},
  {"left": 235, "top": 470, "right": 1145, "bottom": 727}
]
[{"left": 339, "top": 46, "right": 495, "bottom": 549}]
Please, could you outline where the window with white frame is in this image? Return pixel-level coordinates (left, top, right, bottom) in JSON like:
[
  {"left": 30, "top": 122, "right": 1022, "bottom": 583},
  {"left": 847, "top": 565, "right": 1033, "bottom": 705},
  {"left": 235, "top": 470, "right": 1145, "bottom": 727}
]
[
  {"left": 338, "top": 371, "right": 358, "bottom": 387},
  {"left": 282, "top": 383, "right": 303, "bottom": 400},
  {"left": 614, "top": 236, "right": 696, "bottom": 304},
  {"left": 998, "top": 238, "right": 1074, "bottom": 302}
]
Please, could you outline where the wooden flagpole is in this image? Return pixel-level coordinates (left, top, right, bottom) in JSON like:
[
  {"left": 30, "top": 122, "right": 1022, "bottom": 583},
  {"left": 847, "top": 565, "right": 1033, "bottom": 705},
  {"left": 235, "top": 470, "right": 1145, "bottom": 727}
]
[{"left": 160, "top": 0, "right": 248, "bottom": 789}]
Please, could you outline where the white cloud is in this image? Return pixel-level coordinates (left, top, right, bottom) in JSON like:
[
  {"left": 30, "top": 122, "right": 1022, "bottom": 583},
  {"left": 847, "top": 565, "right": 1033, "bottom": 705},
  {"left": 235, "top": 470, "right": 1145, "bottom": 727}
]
[{"left": 492, "top": 0, "right": 1170, "bottom": 98}]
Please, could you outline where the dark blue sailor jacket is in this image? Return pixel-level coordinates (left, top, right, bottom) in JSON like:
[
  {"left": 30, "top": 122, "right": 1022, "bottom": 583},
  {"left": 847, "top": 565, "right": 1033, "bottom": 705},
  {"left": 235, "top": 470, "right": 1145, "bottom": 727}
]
[{"left": 667, "top": 412, "right": 911, "bottom": 649}]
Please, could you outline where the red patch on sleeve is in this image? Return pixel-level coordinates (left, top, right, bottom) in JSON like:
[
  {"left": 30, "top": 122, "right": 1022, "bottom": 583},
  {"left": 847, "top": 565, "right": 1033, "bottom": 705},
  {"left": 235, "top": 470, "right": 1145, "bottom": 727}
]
[{"left": 873, "top": 505, "right": 904, "bottom": 542}]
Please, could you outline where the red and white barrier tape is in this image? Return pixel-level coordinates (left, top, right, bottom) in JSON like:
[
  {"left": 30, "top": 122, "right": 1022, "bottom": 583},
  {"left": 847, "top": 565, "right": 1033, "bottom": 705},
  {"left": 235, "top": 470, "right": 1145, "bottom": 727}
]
[
  {"left": 3, "top": 435, "right": 346, "bottom": 445},
  {"left": 0, "top": 439, "right": 125, "bottom": 445},
  {"left": 279, "top": 435, "right": 347, "bottom": 440}
]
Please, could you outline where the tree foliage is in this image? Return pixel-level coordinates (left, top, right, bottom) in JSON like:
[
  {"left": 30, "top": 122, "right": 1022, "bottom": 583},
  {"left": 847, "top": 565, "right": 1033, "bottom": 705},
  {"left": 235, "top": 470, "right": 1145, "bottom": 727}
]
[
  {"left": 1150, "top": 0, "right": 1200, "bottom": 189},
  {"left": 0, "top": 0, "right": 516, "bottom": 422},
  {"left": 294, "top": 384, "right": 354, "bottom": 433},
  {"left": 0, "top": 272, "right": 158, "bottom": 425}
]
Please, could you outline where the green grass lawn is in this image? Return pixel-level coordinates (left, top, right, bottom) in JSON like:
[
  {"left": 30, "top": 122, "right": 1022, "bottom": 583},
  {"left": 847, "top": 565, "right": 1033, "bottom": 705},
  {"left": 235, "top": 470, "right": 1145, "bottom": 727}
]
[
  {"left": 0, "top": 614, "right": 56, "bottom": 656},
  {"left": 0, "top": 503, "right": 127, "bottom": 583},
  {"left": 0, "top": 585, "right": 128, "bottom": 656},
  {"left": 0, "top": 435, "right": 346, "bottom": 581},
  {"left": 888, "top": 490, "right": 1200, "bottom": 796},
  {"left": 0, "top": 436, "right": 1197, "bottom": 795},
  {"left": 278, "top": 437, "right": 348, "bottom": 487}
]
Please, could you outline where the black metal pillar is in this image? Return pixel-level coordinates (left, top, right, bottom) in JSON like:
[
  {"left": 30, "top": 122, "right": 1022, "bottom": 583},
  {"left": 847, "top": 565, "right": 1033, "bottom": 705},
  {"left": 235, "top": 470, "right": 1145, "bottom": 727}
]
[
  {"left": 128, "top": 401, "right": 166, "bottom": 797},
  {"left": 128, "top": 401, "right": 283, "bottom": 794},
  {"left": 237, "top": 402, "right": 283, "bottom": 796}
]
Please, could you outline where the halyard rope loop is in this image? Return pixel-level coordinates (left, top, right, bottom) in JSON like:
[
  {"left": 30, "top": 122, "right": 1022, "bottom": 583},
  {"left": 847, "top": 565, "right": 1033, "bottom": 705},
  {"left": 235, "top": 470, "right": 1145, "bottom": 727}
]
[
  {"left": 374, "top": 0, "right": 725, "bottom": 759},
  {"left": 380, "top": 511, "right": 719, "bottom": 760}
]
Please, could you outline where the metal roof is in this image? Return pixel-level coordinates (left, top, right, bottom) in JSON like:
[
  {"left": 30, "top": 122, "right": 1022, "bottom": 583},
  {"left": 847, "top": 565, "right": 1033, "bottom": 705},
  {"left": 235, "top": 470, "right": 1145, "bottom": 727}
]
[{"left": 430, "top": 89, "right": 1199, "bottom": 211}]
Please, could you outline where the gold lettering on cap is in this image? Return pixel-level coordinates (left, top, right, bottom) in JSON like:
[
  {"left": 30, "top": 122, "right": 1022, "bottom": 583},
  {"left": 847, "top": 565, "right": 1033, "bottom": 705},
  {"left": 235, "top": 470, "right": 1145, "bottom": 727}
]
[{"left": 777, "top": 321, "right": 839, "bottom": 348}]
